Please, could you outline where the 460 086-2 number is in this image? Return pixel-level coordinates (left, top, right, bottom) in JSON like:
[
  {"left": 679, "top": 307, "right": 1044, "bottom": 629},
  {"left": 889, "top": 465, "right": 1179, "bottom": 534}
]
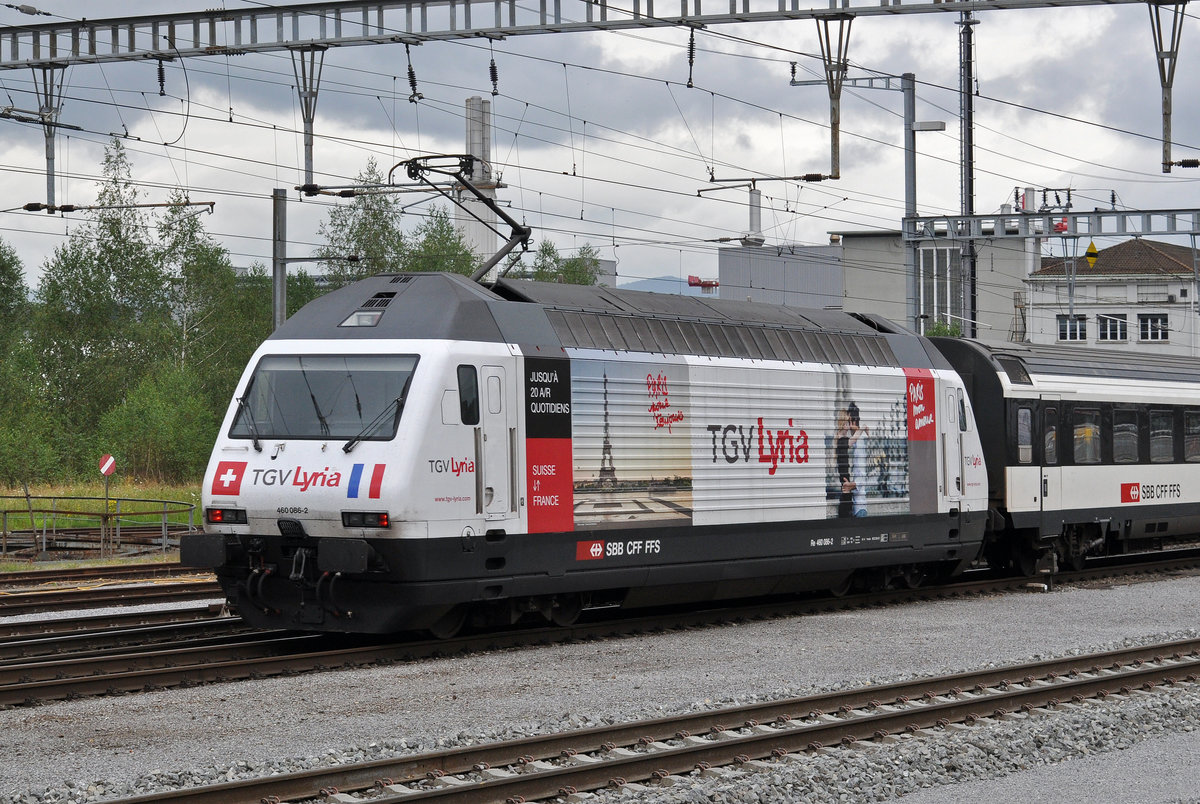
[{"left": 276, "top": 506, "right": 308, "bottom": 515}]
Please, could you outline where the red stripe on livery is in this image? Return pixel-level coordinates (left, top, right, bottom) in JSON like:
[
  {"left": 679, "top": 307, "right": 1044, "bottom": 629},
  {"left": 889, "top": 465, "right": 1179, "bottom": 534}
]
[{"left": 369, "top": 463, "right": 386, "bottom": 499}]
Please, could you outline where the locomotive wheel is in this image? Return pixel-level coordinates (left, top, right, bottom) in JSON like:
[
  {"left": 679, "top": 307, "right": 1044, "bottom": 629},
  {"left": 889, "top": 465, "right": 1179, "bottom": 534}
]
[
  {"left": 899, "top": 565, "right": 927, "bottom": 589},
  {"left": 550, "top": 594, "right": 583, "bottom": 627},
  {"left": 828, "top": 572, "right": 855, "bottom": 598},
  {"left": 427, "top": 605, "right": 468, "bottom": 639}
]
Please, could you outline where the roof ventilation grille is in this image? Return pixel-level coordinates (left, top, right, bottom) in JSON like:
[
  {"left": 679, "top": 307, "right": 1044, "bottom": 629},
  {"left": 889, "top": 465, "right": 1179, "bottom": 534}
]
[{"left": 362, "top": 292, "right": 397, "bottom": 309}]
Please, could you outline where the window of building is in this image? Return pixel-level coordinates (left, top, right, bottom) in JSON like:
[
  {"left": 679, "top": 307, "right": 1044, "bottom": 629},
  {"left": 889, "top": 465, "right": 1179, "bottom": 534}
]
[
  {"left": 1113, "top": 408, "right": 1138, "bottom": 464},
  {"left": 1097, "top": 314, "right": 1127, "bottom": 342},
  {"left": 917, "top": 246, "right": 963, "bottom": 334},
  {"left": 1073, "top": 408, "right": 1101, "bottom": 464},
  {"left": 1057, "top": 314, "right": 1086, "bottom": 342},
  {"left": 1138, "top": 284, "right": 1168, "bottom": 303},
  {"left": 1150, "top": 410, "right": 1174, "bottom": 463},
  {"left": 1139, "top": 313, "right": 1169, "bottom": 342}
]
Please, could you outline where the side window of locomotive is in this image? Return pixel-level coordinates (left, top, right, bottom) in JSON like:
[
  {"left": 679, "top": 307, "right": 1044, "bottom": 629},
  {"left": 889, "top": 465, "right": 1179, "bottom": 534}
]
[
  {"left": 458, "top": 365, "right": 480, "bottom": 425},
  {"left": 1113, "top": 408, "right": 1139, "bottom": 464},
  {"left": 1073, "top": 408, "right": 1101, "bottom": 464},
  {"left": 1044, "top": 407, "right": 1058, "bottom": 465},
  {"left": 1186, "top": 411, "right": 1200, "bottom": 462},
  {"left": 958, "top": 390, "right": 969, "bottom": 432},
  {"left": 1016, "top": 407, "right": 1033, "bottom": 464},
  {"left": 1150, "top": 410, "right": 1174, "bottom": 463}
]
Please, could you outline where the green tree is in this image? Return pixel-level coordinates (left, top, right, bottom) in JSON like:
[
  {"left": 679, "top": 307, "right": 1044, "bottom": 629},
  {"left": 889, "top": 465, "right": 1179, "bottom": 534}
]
[
  {"left": 98, "top": 363, "right": 217, "bottom": 482},
  {"left": 32, "top": 138, "right": 172, "bottom": 470},
  {"left": 404, "top": 205, "right": 478, "bottom": 275},
  {"left": 315, "top": 157, "right": 406, "bottom": 287},
  {"left": 527, "top": 239, "right": 599, "bottom": 285}
]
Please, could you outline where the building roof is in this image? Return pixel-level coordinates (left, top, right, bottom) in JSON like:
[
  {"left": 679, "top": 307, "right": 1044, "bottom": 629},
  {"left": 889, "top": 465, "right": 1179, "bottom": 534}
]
[{"left": 1033, "top": 238, "right": 1198, "bottom": 279}]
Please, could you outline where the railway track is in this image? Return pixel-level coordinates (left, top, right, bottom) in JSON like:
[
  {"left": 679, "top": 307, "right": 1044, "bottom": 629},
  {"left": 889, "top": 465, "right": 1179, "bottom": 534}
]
[
  {"left": 102, "top": 637, "right": 1200, "bottom": 803},
  {"left": 0, "top": 561, "right": 199, "bottom": 587},
  {"left": 2, "top": 551, "right": 1198, "bottom": 709},
  {"left": 0, "top": 577, "right": 223, "bottom": 616}
]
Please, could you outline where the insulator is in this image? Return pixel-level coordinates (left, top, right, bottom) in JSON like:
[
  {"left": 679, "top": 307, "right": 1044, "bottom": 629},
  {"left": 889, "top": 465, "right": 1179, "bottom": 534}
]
[
  {"left": 157, "top": 59, "right": 165, "bottom": 96},
  {"left": 490, "top": 58, "right": 499, "bottom": 96},
  {"left": 686, "top": 29, "right": 696, "bottom": 89},
  {"left": 406, "top": 44, "right": 422, "bottom": 102},
  {"left": 790, "top": 62, "right": 796, "bottom": 80}
]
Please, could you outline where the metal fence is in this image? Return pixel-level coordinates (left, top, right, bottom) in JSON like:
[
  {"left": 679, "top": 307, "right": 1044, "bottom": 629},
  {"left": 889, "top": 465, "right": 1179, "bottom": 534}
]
[{"left": 0, "top": 496, "right": 198, "bottom": 557}]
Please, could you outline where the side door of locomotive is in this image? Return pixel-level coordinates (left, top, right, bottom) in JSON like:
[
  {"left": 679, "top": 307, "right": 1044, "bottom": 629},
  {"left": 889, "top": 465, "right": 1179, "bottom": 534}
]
[
  {"left": 481, "top": 364, "right": 516, "bottom": 520},
  {"left": 941, "top": 385, "right": 963, "bottom": 504}
]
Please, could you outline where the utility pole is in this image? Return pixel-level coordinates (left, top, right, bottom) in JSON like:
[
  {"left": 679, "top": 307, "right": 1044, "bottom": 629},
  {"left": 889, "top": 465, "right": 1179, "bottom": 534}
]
[{"left": 958, "top": 12, "right": 979, "bottom": 338}]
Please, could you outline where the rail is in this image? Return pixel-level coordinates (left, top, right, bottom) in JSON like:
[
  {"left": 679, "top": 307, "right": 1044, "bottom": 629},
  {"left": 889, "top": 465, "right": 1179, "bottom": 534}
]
[{"left": 0, "top": 495, "right": 198, "bottom": 557}]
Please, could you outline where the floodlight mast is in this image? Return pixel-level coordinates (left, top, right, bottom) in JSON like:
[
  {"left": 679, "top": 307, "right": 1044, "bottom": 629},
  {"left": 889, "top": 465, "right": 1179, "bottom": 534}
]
[{"left": 395, "top": 155, "right": 532, "bottom": 284}]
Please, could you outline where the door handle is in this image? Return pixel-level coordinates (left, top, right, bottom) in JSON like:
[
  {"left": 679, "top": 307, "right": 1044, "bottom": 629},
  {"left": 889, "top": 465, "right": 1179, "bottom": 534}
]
[{"left": 1042, "top": 477, "right": 1048, "bottom": 496}]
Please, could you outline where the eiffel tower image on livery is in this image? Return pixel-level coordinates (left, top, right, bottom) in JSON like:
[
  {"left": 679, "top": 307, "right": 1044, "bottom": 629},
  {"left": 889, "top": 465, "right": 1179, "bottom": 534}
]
[{"left": 598, "top": 371, "right": 617, "bottom": 488}]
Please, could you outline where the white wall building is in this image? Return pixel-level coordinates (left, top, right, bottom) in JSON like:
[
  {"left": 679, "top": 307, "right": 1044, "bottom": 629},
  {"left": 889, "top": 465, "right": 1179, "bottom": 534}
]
[{"left": 1026, "top": 238, "right": 1200, "bottom": 357}]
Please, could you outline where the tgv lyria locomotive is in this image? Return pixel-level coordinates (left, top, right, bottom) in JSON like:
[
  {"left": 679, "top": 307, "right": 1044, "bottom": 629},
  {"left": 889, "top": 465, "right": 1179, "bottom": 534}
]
[{"left": 182, "top": 272, "right": 1200, "bottom": 634}]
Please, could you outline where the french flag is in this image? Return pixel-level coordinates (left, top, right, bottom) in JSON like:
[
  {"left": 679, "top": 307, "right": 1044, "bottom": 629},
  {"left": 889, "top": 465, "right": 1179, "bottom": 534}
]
[{"left": 347, "top": 463, "right": 386, "bottom": 499}]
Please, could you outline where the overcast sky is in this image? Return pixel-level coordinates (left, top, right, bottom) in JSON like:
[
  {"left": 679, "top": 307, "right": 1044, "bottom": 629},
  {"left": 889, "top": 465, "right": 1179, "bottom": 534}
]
[{"left": 2, "top": 1, "right": 1198, "bottom": 295}]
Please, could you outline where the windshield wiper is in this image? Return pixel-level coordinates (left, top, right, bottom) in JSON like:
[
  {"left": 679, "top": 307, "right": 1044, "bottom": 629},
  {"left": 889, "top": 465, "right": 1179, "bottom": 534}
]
[
  {"left": 235, "top": 396, "right": 263, "bottom": 452},
  {"left": 343, "top": 395, "right": 405, "bottom": 453}
]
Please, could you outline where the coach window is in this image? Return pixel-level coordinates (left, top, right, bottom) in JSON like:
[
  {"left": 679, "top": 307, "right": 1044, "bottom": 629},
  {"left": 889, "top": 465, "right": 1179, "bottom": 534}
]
[
  {"left": 1186, "top": 412, "right": 1200, "bottom": 462},
  {"left": 457, "top": 365, "right": 479, "bottom": 425},
  {"left": 1044, "top": 407, "right": 1058, "bottom": 465},
  {"left": 1073, "top": 408, "right": 1101, "bottom": 464},
  {"left": 1017, "top": 408, "right": 1032, "bottom": 464},
  {"left": 1150, "top": 410, "right": 1174, "bottom": 463},
  {"left": 1113, "top": 408, "right": 1138, "bottom": 464}
]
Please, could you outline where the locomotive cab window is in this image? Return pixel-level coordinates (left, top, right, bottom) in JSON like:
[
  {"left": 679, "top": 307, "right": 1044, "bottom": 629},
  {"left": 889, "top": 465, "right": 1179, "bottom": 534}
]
[
  {"left": 457, "top": 365, "right": 480, "bottom": 425},
  {"left": 1113, "top": 408, "right": 1138, "bottom": 464},
  {"left": 231, "top": 355, "right": 418, "bottom": 441},
  {"left": 1073, "top": 408, "right": 1102, "bottom": 464}
]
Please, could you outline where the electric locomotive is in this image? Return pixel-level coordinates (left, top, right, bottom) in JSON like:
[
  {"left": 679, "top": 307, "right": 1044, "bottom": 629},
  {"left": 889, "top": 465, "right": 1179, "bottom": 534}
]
[{"left": 183, "top": 272, "right": 988, "bottom": 634}]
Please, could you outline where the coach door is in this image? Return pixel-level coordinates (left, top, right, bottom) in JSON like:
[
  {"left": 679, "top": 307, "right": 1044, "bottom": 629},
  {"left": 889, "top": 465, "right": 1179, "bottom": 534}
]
[
  {"left": 481, "top": 365, "right": 515, "bottom": 520},
  {"left": 1040, "top": 397, "right": 1062, "bottom": 515}
]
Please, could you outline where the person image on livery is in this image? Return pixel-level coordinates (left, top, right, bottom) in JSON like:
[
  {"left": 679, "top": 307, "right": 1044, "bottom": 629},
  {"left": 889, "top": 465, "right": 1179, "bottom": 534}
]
[
  {"left": 839, "top": 402, "right": 870, "bottom": 518},
  {"left": 835, "top": 408, "right": 853, "bottom": 518}
]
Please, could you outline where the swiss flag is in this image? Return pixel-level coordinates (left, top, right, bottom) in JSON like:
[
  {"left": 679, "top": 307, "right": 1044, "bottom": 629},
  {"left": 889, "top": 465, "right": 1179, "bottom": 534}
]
[{"left": 211, "top": 461, "right": 248, "bottom": 496}]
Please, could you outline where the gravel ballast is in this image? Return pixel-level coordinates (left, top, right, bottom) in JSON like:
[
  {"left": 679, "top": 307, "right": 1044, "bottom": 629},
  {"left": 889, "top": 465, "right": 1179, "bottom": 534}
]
[{"left": 3, "top": 574, "right": 1200, "bottom": 803}]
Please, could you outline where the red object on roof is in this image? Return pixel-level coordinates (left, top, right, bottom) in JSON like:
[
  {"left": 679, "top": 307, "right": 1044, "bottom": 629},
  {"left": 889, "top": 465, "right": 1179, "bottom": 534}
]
[
  {"left": 1053, "top": 217, "right": 1068, "bottom": 233},
  {"left": 687, "top": 275, "right": 719, "bottom": 288}
]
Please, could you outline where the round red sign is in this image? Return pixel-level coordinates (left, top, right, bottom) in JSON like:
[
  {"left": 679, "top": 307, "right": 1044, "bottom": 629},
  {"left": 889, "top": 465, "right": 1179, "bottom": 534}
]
[{"left": 99, "top": 454, "right": 116, "bottom": 476}]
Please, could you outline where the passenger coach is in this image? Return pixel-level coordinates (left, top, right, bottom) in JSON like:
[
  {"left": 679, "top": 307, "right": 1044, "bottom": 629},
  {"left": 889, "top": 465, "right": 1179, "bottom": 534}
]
[{"left": 932, "top": 338, "right": 1200, "bottom": 573}]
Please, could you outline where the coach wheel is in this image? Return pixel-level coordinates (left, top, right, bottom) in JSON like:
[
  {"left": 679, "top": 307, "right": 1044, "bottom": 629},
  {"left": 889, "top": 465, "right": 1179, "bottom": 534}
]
[
  {"left": 550, "top": 595, "right": 583, "bottom": 627},
  {"left": 427, "top": 605, "right": 469, "bottom": 640},
  {"left": 1015, "top": 546, "right": 1038, "bottom": 577}
]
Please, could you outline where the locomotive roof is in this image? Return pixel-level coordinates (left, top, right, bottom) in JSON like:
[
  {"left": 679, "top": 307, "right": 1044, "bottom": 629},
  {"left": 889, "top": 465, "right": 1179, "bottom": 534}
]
[
  {"left": 273, "top": 272, "right": 940, "bottom": 369},
  {"left": 940, "top": 338, "right": 1200, "bottom": 386}
]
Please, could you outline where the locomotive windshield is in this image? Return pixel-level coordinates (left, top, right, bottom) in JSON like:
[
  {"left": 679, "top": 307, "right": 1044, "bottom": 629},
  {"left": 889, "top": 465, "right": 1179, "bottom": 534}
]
[{"left": 230, "top": 354, "right": 419, "bottom": 441}]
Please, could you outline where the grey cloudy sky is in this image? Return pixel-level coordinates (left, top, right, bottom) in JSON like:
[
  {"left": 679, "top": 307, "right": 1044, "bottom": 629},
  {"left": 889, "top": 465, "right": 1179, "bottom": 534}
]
[{"left": 1, "top": 1, "right": 1198, "bottom": 294}]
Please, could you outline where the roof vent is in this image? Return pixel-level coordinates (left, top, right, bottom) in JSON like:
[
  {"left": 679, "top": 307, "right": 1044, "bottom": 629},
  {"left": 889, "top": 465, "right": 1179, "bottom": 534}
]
[{"left": 362, "top": 292, "right": 396, "bottom": 309}]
